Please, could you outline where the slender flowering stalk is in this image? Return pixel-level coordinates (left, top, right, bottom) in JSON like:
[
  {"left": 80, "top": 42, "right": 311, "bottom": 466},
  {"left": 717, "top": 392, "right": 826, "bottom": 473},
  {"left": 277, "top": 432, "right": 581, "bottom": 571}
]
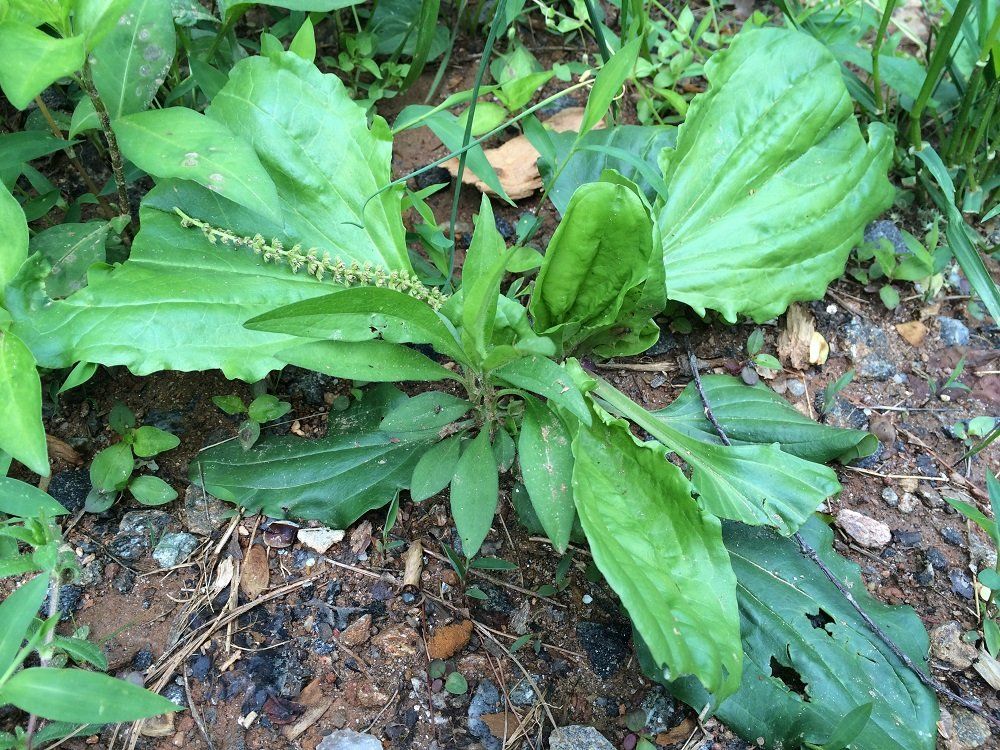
[{"left": 173, "top": 208, "right": 449, "bottom": 310}]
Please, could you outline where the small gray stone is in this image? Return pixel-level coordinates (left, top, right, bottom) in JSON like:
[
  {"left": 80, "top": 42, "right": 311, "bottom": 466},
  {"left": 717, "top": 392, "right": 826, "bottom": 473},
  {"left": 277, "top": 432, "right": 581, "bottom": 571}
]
[
  {"left": 183, "top": 485, "right": 231, "bottom": 535},
  {"left": 930, "top": 621, "right": 977, "bottom": 669},
  {"left": 949, "top": 569, "right": 975, "bottom": 600},
  {"left": 899, "top": 493, "right": 919, "bottom": 514},
  {"left": 844, "top": 318, "right": 894, "bottom": 380},
  {"left": 926, "top": 547, "right": 949, "bottom": 571},
  {"left": 639, "top": 686, "right": 682, "bottom": 734},
  {"left": 109, "top": 510, "right": 173, "bottom": 561},
  {"left": 938, "top": 316, "right": 970, "bottom": 346},
  {"left": 316, "top": 731, "right": 383, "bottom": 750},
  {"left": 864, "top": 220, "right": 907, "bottom": 255},
  {"left": 786, "top": 379, "right": 806, "bottom": 397},
  {"left": 969, "top": 531, "right": 998, "bottom": 571},
  {"left": 941, "top": 527, "right": 965, "bottom": 546},
  {"left": 153, "top": 532, "right": 198, "bottom": 568},
  {"left": 950, "top": 708, "right": 991, "bottom": 749},
  {"left": 508, "top": 675, "right": 544, "bottom": 707},
  {"left": 917, "top": 485, "right": 944, "bottom": 509},
  {"left": 881, "top": 487, "right": 899, "bottom": 508},
  {"left": 468, "top": 679, "right": 501, "bottom": 750},
  {"left": 836, "top": 509, "right": 891, "bottom": 548},
  {"left": 549, "top": 725, "right": 616, "bottom": 750}
]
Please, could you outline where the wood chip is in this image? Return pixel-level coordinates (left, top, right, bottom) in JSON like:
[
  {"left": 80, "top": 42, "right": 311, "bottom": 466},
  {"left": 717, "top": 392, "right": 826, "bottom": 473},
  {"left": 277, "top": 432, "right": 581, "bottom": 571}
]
[
  {"left": 777, "top": 303, "right": 816, "bottom": 370},
  {"left": 402, "top": 540, "right": 424, "bottom": 591},
  {"left": 240, "top": 545, "right": 269, "bottom": 600},
  {"left": 281, "top": 678, "right": 333, "bottom": 741},
  {"left": 974, "top": 649, "right": 1000, "bottom": 691},
  {"left": 210, "top": 556, "right": 235, "bottom": 598},
  {"left": 480, "top": 712, "right": 518, "bottom": 740},
  {"left": 46, "top": 434, "right": 83, "bottom": 465},
  {"left": 896, "top": 320, "right": 929, "bottom": 347}
]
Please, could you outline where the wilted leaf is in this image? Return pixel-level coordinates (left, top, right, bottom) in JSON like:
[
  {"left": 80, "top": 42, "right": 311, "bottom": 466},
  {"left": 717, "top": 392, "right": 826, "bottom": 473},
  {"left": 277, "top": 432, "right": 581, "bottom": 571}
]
[{"left": 240, "top": 544, "right": 269, "bottom": 599}]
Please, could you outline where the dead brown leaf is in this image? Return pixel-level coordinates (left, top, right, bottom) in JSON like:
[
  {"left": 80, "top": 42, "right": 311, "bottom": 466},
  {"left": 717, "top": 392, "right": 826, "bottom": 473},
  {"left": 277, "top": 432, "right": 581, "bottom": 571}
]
[
  {"left": 46, "top": 434, "right": 83, "bottom": 465},
  {"left": 896, "top": 320, "right": 929, "bottom": 347},
  {"left": 655, "top": 717, "right": 696, "bottom": 745},
  {"left": 426, "top": 619, "right": 473, "bottom": 660},
  {"left": 443, "top": 107, "right": 599, "bottom": 200},
  {"left": 777, "top": 303, "right": 816, "bottom": 370},
  {"left": 281, "top": 678, "right": 334, "bottom": 741},
  {"left": 350, "top": 520, "right": 373, "bottom": 555},
  {"left": 240, "top": 545, "right": 269, "bottom": 600}
]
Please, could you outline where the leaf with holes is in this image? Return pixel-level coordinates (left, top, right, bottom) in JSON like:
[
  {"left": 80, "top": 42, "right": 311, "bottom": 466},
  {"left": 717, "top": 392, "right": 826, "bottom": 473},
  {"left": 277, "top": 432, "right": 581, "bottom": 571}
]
[{"left": 640, "top": 517, "right": 938, "bottom": 750}]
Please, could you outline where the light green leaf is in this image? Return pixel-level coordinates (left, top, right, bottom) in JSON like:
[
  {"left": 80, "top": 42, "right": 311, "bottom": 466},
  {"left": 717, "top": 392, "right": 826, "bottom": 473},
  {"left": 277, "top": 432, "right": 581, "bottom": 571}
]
[
  {"left": 131, "top": 425, "right": 180, "bottom": 457},
  {"left": 0, "top": 24, "right": 86, "bottom": 110},
  {"left": 71, "top": 0, "right": 135, "bottom": 46},
  {"left": 29, "top": 221, "right": 111, "bottom": 298},
  {"left": 658, "top": 28, "right": 894, "bottom": 323},
  {"left": 128, "top": 474, "right": 177, "bottom": 505},
  {"left": 572, "top": 414, "right": 741, "bottom": 699},
  {"left": 461, "top": 196, "right": 510, "bottom": 362},
  {"left": 529, "top": 179, "right": 656, "bottom": 356},
  {"left": 114, "top": 108, "right": 280, "bottom": 220},
  {"left": 518, "top": 396, "right": 575, "bottom": 553},
  {"left": 69, "top": 0, "right": 176, "bottom": 135},
  {"left": 191, "top": 385, "right": 436, "bottom": 526},
  {"left": 655, "top": 375, "right": 877, "bottom": 464},
  {"left": 247, "top": 394, "right": 290, "bottom": 423},
  {"left": 89, "top": 443, "right": 134, "bottom": 492},
  {"left": 211, "top": 395, "right": 245, "bottom": 415},
  {"left": 0, "top": 477, "right": 68, "bottom": 516},
  {"left": 493, "top": 356, "right": 591, "bottom": 426},
  {"left": 51, "top": 634, "right": 108, "bottom": 669},
  {"left": 450, "top": 429, "right": 498, "bottom": 558},
  {"left": 10, "top": 52, "right": 411, "bottom": 381},
  {"left": 0, "top": 667, "right": 180, "bottom": 723},
  {"left": 655, "top": 518, "right": 938, "bottom": 750},
  {"left": 380, "top": 392, "right": 471, "bottom": 432},
  {"left": 289, "top": 16, "right": 315, "bottom": 61},
  {"left": 579, "top": 37, "right": 641, "bottom": 136},
  {"left": 246, "top": 287, "right": 465, "bottom": 363},
  {"left": 0, "top": 131, "right": 77, "bottom": 188},
  {"left": 278, "top": 339, "right": 456, "bottom": 382},
  {"left": 0, "top": 575, "right": 48, "bottom": 670},
  {"left": 410, "top": 435, "right": 462, "bottom": 502},
  {"left": 0, "top": 183, "right": 28, "bottom": 287},
  {"left": 0, "top": 330, "right": 48, "bottom": 476}
]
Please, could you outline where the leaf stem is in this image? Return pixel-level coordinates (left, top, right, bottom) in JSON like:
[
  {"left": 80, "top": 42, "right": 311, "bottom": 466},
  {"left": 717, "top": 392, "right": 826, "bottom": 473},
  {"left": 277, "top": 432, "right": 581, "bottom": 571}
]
[{"left": 79, "top": 64, "right": 135, "bottom": 230}]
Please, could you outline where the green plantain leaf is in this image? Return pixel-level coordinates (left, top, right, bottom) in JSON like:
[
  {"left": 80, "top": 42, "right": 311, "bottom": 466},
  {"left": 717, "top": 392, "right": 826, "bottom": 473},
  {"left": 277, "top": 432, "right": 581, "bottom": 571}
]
[
  {"left": 8, "top": 50, "right": 410, "bottom": 382},
  {"left": 69, "top": 0, "right": 176, "bottom": 135},
  {"left": 0, "top": 330, "right": 48, "bottom": 476},
  {"left": 658, "top": 28, "right": 894, "bottom": 323},
  {"left": 645, "top": 517, "right": 938, "bottom": 750},
  {"left": 572, "top": 412, "right": 742, "bottom": 699},
  {"left": 278, "top": 339, "right": 456, "bottom": 382},
  {"left": 0, "top": 667, "right": 180, "bottom": 724},
  {"left": 0, "top": 183, "right": 28, "bottom": 288},
  {"left": 379, "top": 392, "right": 471, "bottom": 432},
  {"left": 410, "top": 434, "right": 463, "bottom": 502},
  {"left": 113, "top": 107, "right": 280, "bottom": 219},
  {"left": 517, "top": 396, "right": 575, "bottom": 553},
  {"left": 0, "top": 24, "right": 85, "bottom": 110},
  {"left": 450, "top": 429, "right": 498, "bottom": 558},
  {"left": 494, "top": 356, "right": 591, "bottom": 425},
  {"left": 191, "top": 386, "right": 438, "bottom": 526},
  {"left": 29, "top": 221, "right": 111, "bottom": 298},
  {"left": 655, "top": 375, "right": 877, "bottom": 464},
  {"left": 532, "top": 125, "right": 676, "bottom": 215},
  {"left": 529, "top": 178, "right": 658, "bottom": 357}
]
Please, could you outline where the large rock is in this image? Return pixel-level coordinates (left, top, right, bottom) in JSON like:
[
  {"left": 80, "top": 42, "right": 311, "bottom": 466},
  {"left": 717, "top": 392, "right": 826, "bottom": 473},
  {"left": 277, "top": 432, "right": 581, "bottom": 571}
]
[{"left": 549, "top": 725, "right": 615, "bottom": 750}]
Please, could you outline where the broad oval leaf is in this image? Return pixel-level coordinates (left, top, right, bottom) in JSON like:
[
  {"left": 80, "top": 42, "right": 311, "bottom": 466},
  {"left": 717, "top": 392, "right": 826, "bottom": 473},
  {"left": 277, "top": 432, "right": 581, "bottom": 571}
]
[
  {"left": 450, "top": 429, "right": 498, "bottom": 558},
  {"left": 651, "top": 518, "right": 938, "bottom": 750},
  {"left": 410, "top": 434, "right": 463, "bottom": 502},
  {"left": 0, "top": 330, "right": 48, "bottom": 476},
  {"left": 69, "top": 0, "right": 176, "bottom": 135},
  {"left": 128, "top": 474, "right": 177, "bottom": 505},
  {"left": 518, "top": 396, "right": 575, "bottom": 553},
  {"left": 131, "top": 425, "right": 180, "bottom": 457},
  {"left": 113, "top": 107, "right": 280, "bottom": 219},
  {"left": 278, "top": 339, "right": 456, "bottom": 383},
  {"left": 493, "top": 356, "right": 591, "bottom": 426},
  {"left": 380, "top": 392, "right": 471, "bottom": 432},
  {"left": 572, "top": 414, "right": 742, "bottom": 699},
  {"left": 10, "top": 51, "right": 411, "bottom": 381},
  {"left": 0, "top": 183, "right": 27, "bottom": 286},
  {"left": 0, "top": 667, "right": 180, "bottom": 724},
  {"left": 0, "top": 25, "right": 86, "bottom": 110},
  {"left": 89, "top": 443, "right": 134, "bottom": 492},
  {"left": 29, "top": 221, "right": 111, "bottom": 298},
  {"left": 658, "top": 28, "right": 894, "bottom": 323}
]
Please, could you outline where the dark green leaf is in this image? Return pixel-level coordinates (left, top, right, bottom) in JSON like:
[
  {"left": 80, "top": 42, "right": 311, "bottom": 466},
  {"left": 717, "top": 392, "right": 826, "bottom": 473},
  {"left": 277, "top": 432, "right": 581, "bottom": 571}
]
[
  {"left": 128, "top": 475, "right": 177, "bottom": 505},
  {"left": 0, "top": 331, "right": 48, "bottom": 476},
  {"left": 247, "top": 394, "right": 291, "bottom": 423},
  {"left": 579, "top": 37, "right": 641, "bottom": 136},
  {"left": 191, "top": 387, "right": 437, "bottom": 527},
  {"left": 51, "top": 635, "right": 108, "bottom": 669},
  {"left": 0, "top": 574, "right": 48, "bottom": 669},
  {"left": 655, "top": 375, "right": 876, "bottom": 463},
  {"left": 0, "top": 668, "right": 180, "bottom": 723},
  {"left": 450, "top": 430, "right": 498, "bottom": 558},
  {"left": 653, "top": 518, "right": 938, "bottom": 750},
  {"left": 278, "top": 339, "right": 456, "bottom": 382},
  {"left": 518, "top": 397, "right": 575, "bottom": 553}
]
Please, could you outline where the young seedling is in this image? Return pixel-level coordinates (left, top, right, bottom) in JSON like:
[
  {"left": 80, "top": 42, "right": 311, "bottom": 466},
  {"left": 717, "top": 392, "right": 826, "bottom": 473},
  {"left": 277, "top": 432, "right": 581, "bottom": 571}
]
[
  {"left": 212, "top": 393, "right": 292, "bottom": 450},
  {"left": 86, "top": 403, "right": 180, "bottom": 512}
]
